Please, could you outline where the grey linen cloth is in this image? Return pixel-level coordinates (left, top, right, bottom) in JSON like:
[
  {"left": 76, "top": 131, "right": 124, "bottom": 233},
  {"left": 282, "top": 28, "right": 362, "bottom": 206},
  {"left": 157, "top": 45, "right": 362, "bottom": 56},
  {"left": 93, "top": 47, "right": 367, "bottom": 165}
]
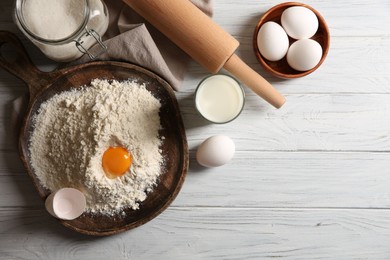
[{"left": 74, "top": 0, "right": 214, "bottom": 90}]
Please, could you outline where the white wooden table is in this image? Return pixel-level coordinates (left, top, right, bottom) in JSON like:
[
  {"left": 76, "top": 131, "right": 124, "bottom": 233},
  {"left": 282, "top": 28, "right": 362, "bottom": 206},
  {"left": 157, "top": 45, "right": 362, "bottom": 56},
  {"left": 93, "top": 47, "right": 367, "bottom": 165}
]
[{"left": 1, "top": 0, "right": 390, "bottom": 259}]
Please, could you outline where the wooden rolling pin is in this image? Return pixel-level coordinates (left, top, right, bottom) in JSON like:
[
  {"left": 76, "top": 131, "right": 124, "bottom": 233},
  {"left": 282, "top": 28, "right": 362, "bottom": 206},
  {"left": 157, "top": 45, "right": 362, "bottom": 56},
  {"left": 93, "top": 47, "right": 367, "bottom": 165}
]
[{"left": 123, "top": 0, "right": 285, "bottom": 108}]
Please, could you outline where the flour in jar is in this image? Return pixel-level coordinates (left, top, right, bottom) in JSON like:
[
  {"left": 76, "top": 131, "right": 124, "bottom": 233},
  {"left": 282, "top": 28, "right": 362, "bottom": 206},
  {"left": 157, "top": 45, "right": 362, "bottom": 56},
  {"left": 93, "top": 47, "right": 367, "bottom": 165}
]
[
  {"left": 19, "top": 0, "right": 109, "bottom": 62},
  {"left": 29, "top": 79, "right": 164, "bottom": 215}
]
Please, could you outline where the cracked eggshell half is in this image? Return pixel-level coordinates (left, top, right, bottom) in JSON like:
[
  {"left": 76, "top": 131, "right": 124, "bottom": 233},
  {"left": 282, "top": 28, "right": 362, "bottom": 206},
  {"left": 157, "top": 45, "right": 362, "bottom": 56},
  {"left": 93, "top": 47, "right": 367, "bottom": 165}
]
[{"left": 45, "top": 188, "right": 86, "bottom": 220}]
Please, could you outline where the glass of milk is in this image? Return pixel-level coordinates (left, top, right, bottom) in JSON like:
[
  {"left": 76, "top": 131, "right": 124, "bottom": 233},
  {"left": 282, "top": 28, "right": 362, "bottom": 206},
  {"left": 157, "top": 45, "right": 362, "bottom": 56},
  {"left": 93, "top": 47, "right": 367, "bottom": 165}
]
[
  {"left": 195, "top": 74, "right": 245, "bottom": 124},
  {"left": 14, "top": 0, "right": 109, "bottom": 62}
]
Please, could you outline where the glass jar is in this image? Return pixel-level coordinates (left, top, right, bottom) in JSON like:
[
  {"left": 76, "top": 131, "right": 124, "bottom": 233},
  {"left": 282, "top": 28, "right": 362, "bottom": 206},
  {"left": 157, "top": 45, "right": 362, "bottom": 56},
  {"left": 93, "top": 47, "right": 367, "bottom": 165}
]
[{"left": 14, "top": 0, "right": 109, "bottom": 62}]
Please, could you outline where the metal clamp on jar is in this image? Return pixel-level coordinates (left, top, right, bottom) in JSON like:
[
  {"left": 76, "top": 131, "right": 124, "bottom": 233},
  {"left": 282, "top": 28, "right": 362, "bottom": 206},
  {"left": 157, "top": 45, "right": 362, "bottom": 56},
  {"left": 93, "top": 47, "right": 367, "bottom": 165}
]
[{"left": 14, "top": 0, "right": 109, "bottom": 62}]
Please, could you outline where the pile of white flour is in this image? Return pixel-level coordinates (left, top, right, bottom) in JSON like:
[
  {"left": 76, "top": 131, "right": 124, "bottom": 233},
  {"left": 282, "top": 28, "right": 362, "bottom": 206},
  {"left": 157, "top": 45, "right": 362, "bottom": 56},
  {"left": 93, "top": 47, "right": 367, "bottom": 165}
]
[{"left": 29, "top": 79, "right": 163, "bottom": 215}]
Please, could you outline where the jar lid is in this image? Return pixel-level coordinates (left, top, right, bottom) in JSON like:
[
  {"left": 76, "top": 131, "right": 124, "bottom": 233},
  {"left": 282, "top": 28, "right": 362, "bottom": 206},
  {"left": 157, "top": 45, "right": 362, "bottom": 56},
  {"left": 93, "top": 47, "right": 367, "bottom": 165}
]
[{"left": 15, "top": 0, "right": 90, "bottom": 44}]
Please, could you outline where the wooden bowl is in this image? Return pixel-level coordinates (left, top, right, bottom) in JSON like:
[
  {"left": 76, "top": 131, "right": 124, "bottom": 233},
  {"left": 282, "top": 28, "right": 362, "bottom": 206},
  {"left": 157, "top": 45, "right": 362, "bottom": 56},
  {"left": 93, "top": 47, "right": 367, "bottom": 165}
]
[
  {"left": 253, "top": 2, "right": 330, "bottom": 78},
  {"left": 0, "top": 31, "right": 188, "bottom": 236}
]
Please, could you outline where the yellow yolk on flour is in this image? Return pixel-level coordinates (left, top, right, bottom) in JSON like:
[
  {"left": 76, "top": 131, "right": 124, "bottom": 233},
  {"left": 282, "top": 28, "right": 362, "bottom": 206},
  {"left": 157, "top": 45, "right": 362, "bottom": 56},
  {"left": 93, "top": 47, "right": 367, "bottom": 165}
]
[{"left": 102, "top": 147, "right": 132, "bottom": 178}]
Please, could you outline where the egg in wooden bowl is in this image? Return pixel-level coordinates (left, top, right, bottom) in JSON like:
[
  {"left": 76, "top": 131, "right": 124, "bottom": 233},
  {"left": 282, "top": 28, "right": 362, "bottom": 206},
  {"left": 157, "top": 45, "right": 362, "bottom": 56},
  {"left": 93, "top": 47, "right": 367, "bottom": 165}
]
[{"left": 253, "top": 2, "right": 330, "bottom": 79}]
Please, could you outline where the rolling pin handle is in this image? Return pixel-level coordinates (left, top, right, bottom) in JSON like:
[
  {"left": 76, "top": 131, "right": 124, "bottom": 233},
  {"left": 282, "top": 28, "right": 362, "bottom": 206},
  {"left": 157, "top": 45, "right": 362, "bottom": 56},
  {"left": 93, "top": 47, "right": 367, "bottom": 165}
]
[{"left": 224, "top": 54, "right": 286, "bottom": 109}]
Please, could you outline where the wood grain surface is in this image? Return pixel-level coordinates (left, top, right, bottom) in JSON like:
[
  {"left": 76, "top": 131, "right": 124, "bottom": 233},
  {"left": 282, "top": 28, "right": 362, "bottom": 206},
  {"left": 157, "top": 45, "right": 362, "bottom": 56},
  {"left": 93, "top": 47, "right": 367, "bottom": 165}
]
[{"left": 1, "top": 0, "right": 390, "bottom": 259}]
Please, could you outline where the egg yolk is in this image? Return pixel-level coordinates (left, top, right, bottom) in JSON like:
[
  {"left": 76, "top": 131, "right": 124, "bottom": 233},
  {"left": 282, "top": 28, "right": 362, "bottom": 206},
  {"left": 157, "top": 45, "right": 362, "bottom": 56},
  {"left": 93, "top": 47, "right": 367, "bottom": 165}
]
[{"left": 102, "top": 147, "right": 132, "bottom": 179}]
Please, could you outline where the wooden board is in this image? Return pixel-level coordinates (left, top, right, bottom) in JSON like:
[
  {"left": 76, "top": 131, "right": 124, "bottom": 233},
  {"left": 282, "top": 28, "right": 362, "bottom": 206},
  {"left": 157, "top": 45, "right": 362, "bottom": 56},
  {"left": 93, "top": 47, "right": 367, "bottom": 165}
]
[
  {"left": 2, "top": 207, "right": 390, "bottom": 259},
  {"left": 0, "top": 32, "right": 188, "bottom": 236}
]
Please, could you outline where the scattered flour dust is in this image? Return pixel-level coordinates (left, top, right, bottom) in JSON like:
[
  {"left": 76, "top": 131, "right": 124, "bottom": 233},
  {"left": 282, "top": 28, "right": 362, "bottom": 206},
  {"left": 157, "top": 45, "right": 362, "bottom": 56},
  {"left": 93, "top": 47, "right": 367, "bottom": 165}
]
[{"left": 29, "top": 79, "right": 164, "bottom": 215}]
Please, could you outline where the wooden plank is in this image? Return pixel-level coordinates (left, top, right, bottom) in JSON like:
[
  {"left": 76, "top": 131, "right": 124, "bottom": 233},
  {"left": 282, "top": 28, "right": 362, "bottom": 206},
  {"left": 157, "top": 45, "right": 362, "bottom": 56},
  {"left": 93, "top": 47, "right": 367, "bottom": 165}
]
[
  {"left": 2, "top": 0, "right": 388, "bottom": 38},
  {"left": 173, "top": 151, "right": 390, "bottom": 208},
  {"left": 2, "top": 33, "right": 390, "bottom": 98},
  {"left": 1, "top": 207, "right": 390, "bottom": 259},
  {"left": 2, "top": 151, "right": 390, "bottom": 209},
  {"left": 0, "top": 151, "right": 24, "bottom": 175},
  {"left": 239, "top": 36, "right": 390, "bottom": 94},
  {"left": 178, "top": 93, "right": 390, "bottom": 151},
  {"left": 2, "top": 35, "right": 390, "bottom": 96},
  {"left": 2, "top": 93, "right": 390, "bottom": 151},
  {"left": 0, "top": 176, "right": 41, "bottom": 208},
  {"left": 213, "top": 0, "right": 390, "bottom": 37},
  {"left": 184, "top": 37, "right": 390, "bottom": 94}
]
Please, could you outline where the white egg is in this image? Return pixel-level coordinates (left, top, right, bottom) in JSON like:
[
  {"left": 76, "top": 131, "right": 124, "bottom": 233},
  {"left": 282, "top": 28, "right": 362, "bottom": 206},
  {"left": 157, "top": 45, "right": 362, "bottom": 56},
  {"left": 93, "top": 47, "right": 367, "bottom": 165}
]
[
  {"left": 257, "top": 21, "right": 289, "bottom": 61},
  {"left": 281, "top": 6, "right": 319, "bottom": 39},
  {"left": 287, "top": 39, "right": 323, "bottom": 71},
  {"left": 196, "top": 135, "right": 235, "bottom": 167}
]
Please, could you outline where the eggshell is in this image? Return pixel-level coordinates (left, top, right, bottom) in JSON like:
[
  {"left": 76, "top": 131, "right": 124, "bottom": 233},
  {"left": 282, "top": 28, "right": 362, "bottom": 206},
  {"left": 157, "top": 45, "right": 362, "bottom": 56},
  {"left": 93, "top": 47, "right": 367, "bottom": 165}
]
[
  {"left": 45, "top": 188, "right": 86, "bottom": 220},
  {"left": 257, "top": 21, "right": 289, "bottom": 61},
  {"left": 196, "top": 135, "right": 235, "bottom": 167},
  {"left": 287, "top": 39, "right": 323, "bottom": 71},
  {"left": 281, "top": 6, "right": 319, "bottom": 39}
]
